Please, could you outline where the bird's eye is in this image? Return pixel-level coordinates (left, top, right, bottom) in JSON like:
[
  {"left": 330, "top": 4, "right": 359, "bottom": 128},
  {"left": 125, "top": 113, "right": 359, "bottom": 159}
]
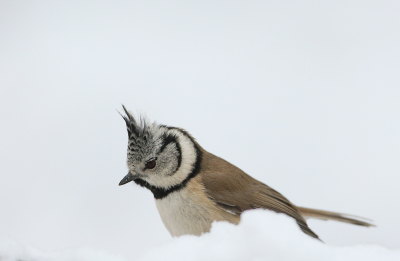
[{"left": 145, "top": 158, "right": 157, "bottom": 169}]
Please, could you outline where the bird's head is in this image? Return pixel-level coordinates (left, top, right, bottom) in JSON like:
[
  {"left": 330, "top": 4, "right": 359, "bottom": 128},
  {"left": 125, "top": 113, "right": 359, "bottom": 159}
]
[{"left": 118, "top": 105, "right": 201, "bottom": 198}]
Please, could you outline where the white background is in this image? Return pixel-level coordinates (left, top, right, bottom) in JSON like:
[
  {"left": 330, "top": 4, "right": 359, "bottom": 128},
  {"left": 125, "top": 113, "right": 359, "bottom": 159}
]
[{"left": 1, "top": 1, "right": 399, "bottom": 260}]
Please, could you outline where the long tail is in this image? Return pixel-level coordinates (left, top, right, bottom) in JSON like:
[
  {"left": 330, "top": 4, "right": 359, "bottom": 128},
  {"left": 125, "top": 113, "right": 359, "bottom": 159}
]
[{"left": 297, "top": 207, "right": 375, "bottom": 227}]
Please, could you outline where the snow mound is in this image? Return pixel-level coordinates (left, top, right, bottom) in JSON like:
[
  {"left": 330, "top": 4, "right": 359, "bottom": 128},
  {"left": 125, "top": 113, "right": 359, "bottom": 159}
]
[
  {"left": 141, "top": 209, "right": 399, "bottom": 261},
  {"left": 0, "top": 236, "right": 125, "bottom": 261},
  {"left": 1, "top": 210, "right": 399, "bottom": 261}
]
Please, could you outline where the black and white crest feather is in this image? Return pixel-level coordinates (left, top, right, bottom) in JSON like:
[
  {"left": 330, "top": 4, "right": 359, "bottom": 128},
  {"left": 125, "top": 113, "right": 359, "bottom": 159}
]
[
  {"left": 119, "top": 105, "right": 165, "bottom": 163},
  {"left": 120, "top": 106, "right": 152, "bottom": 153}
]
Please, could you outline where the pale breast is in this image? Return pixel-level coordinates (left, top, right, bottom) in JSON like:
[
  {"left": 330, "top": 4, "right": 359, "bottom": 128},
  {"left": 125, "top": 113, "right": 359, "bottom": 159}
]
[{"left": 155, "top": 179, "right": 239, "bottom": 237}]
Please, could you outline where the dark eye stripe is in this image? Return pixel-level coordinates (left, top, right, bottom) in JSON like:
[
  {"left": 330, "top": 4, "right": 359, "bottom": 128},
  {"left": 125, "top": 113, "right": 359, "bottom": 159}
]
[
  {"left": 175, "top": 141, "right": 182, "bottom": 171},
  {"left": 158, "top": 133, "right": 182, "bottom": 172},
  {"left": 159, "top": 134, "right": 177, "bottom": 153}
]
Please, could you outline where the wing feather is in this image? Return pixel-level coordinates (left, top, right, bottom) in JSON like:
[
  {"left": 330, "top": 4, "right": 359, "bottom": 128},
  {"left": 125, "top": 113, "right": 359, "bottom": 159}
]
[{"left": 200, "top": 150, "right": 320, "bottom": 239}]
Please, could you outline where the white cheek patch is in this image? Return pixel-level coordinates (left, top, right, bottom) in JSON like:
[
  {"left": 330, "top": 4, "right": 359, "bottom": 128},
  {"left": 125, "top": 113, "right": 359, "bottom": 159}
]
[{"left": 144, "top": 128, "right": 197, "bottom": 189}]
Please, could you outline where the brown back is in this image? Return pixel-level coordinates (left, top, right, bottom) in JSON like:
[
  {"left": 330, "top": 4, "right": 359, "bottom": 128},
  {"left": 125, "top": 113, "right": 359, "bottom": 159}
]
[{"left": 199, "top": 148, "right": 320, "bottom": 239}]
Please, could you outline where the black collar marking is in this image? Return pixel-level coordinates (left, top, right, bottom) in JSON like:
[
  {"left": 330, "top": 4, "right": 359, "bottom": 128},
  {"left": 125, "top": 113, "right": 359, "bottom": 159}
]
[{"left": 134, "top": 127, "right": 202, "bottom": 200}]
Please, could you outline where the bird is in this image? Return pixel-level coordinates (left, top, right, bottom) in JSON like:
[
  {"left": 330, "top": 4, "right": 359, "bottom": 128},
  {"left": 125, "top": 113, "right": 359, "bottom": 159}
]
[{"left": 118, "top": 105, "right": 374, "bottom": 240}]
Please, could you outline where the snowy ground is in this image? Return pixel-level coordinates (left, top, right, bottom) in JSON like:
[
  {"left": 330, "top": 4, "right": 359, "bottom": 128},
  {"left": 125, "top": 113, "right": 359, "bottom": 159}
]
[
  {"left": 0, "top": 236, "right": 125, "bottom": 261},
  {"left": 1, "top": 210, "right": 399, "bottom": 261}
]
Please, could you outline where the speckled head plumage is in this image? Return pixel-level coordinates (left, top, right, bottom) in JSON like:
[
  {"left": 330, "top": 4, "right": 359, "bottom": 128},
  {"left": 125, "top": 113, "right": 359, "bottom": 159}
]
[
  {"left": 120, "top": 106, "right": 163, "bottom": 163},
  {"left": 119, "top": 105, "right": 202, "bottom": 199}
]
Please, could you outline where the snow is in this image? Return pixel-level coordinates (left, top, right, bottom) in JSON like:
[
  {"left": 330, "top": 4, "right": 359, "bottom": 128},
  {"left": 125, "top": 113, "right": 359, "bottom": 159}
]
[
  {"left": 0, "top": 236, "right": 126, "bottom": 261},
  {"left": 1, "top": 210, "right": 399, "bottom": 261}
]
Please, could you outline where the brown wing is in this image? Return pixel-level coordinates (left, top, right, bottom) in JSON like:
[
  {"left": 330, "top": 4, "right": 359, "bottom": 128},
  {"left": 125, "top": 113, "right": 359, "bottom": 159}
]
[{"left": 200, "top": 149, "right": 320, "bottom": 239}]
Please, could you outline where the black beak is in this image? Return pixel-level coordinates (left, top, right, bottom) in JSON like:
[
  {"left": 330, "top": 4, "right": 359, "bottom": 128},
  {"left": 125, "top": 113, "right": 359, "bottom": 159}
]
[{"left": 119, "top": 172, "right": 140, "bottom": 186}]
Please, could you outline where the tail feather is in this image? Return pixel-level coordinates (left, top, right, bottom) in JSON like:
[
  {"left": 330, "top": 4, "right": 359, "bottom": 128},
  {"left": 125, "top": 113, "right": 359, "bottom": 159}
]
[{"left": 297, "top": 207, "right": 375, "bottom": 227}]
